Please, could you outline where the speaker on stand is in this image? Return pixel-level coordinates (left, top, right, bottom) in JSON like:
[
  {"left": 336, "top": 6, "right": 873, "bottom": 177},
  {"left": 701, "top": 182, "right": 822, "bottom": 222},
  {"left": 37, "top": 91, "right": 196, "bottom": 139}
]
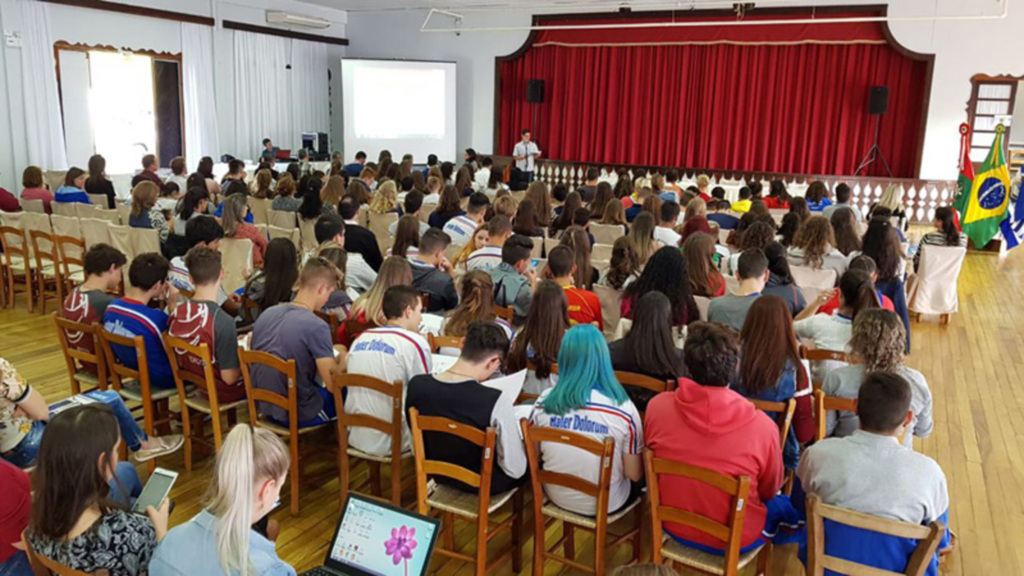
[
  {"left": 855, "top": 86, "right": 893, "bottom": 176},
  {"left": 527, "top": 79, "right": 545, "bottom": 144}
]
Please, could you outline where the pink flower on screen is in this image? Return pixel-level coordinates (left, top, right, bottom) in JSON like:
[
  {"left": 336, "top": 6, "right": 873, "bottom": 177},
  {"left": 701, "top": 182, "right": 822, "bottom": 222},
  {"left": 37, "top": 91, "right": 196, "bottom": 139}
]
[{"left": 383, "top": 525, "right": 418, "bottom": 568}]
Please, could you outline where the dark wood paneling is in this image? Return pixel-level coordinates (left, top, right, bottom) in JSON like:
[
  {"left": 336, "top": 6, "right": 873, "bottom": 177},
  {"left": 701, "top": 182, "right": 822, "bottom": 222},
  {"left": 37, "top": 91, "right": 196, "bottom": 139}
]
[
  {"left": 222, "top": 20, "right": 349, "bottom": 46},
  {"left": 40, "top": 0, "right": 213, "bottom": 26}
]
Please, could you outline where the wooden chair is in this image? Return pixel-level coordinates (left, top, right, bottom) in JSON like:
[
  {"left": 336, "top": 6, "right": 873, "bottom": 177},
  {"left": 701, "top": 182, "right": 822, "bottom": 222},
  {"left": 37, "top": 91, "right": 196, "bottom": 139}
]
[
  {"left": 50, "top": 214, "right": 81, "bottom": 240},
  {"left": 800, "top": 348, "right": 850, "bottom": 389},
  {"left": 19, "top": 198, "right": 45, "bottom": 213},
  {"left": 427, "top": 333, "right": 463, "bottom": 353},
  {"left": 22, "top": 532, "right": 91, "bottom": 576},
  {"left": 616, "top": 370, "right": 675, "bottom": 397},
  {"left": 54, "top": 235, "right": 86, "bottom": 292},
  {"left": 52, "top": 315, "right": 108, "bottom": 396},
  {"left": 298, "top": 217, "right": 319, "bottom": 254},
  {"left": 239, "top": 348, "right": 330, "bottom": 516},
  {"left": 314, "top": 310, "right": 342, "bottom": 344},
  {"left": 247, "top": 196, "right": 272, "bottom": 225},
  {"left": 493, "top": 304, "right": 515, "bottom": 323},
  {"left": 115, "top": 203, "right": 132, "bottom": 224},
  {"left": 164, "top": 334, "right": 246, "bottom": 471},
  {"left": 96, "top": 329, "right": 180, "bottom": 472},
  {"left": 79, "top": 217, "right": 112, "bottom": 249},
  {"left": 644, "top": 450, "right": 771, "bottom": 576},
  {"left": 806, "top": 494, "right": 944, "bottom": 576},
  {"left": 332, "top": 373, "right": 410, "bottom": 508},
  {"left": 29, "top": 230, "right": 64, "bottom": 314},
  {"left": 51, "top": 202, "right": 76, "bottom": 217},
  {"left": 87, "top": 193, "right": 109, "bottom": 207},
  {"left": 521, "top": 421, "right": 643, "bottom": 575},
  {"left": 748, "top": 398, "right": 796, "bottom": 447},
  {"left": 590, "top": 223, "right": 625, "bottom": 245},
  {"left": 240, "top": 295, "right": 261, "bottom": 327},
  {"left": 592, "top": 243, "right": 613, "bottom": 262},
  {"left": 368, "top": 212, "right": 399, "bottom": 252},
  {"left": 268, "top": 209, "right": 297, "bottom": 229},
  {"left": 218, "top": 237, "right": 253, "bottom": 295},
  {"left": 408, "top": 408, "right": 524, "bottom": 576},
  {"left": 813, "top": 389, "right": 856, "bottom": 442},
  {"left": 267, "top": 225, "right": 300, "bottom": 246},
  {"left": 0, "top": 225, "right": 34, "bottom": 311}
]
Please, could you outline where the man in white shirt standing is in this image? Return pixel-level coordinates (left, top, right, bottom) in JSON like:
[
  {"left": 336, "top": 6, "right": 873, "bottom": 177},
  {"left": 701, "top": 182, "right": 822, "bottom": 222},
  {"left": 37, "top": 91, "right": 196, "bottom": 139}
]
[
  {"left": 443, "top": 192, "right": 490, "bottom": 247},
  {"left": 513, "top": 129, "right": 542, "bottom": 183},
  {"left": 344, "top": 285, "right": 432, "bottom": 456},
  {"left": 467, "top": 216, "right": 511, "bottom": 272}
]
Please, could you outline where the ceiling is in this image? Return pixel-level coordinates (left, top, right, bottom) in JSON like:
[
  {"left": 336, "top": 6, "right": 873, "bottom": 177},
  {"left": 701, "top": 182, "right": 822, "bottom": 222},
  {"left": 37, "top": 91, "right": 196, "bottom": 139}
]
[{"left": 297, "top": 0, "right": 760, "bottom": 13}]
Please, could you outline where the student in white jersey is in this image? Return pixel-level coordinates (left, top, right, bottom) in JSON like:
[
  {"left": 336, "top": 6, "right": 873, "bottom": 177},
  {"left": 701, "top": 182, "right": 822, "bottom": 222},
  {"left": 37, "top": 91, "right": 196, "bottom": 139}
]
[
  {"left": 529, "top": 324, "right": 644, "bottom": 516},
  {"left": 344, "top": 286, "right": 432, "bottom": 456},
  {"left": 443, "top": 192, "right": 489, "bottom": 247},
  {"left": 466, "top": 215, "right": 512, "bottom": 272}
]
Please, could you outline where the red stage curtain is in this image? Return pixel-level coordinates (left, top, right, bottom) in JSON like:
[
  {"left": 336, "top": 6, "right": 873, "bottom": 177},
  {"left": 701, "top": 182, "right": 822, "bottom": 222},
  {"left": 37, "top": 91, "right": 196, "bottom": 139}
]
[{"left": 497, "top": 12, "right": 930, "bottom": 178}]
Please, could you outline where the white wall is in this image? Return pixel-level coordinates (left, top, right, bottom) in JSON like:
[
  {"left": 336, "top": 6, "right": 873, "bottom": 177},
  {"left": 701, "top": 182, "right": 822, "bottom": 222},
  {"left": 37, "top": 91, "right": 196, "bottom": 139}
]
[
  {"left": 0, "top": 0, "right": 347, "bottom": 191},
  {"left": 346, "top": 0, "right": 1020, "bottom": 181}
]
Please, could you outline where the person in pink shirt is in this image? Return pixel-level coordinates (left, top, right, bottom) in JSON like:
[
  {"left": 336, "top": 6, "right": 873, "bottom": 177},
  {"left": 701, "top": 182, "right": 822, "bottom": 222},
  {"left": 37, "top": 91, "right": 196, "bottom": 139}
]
[{"left": 19, "top": 166, "right": 54, "bottom": 213}]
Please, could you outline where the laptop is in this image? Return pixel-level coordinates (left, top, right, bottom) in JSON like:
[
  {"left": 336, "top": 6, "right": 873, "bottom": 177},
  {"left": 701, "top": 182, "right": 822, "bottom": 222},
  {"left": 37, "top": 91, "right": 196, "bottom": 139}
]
[{"left": 300, "top": 494, "right": 441, "bottom": 576}]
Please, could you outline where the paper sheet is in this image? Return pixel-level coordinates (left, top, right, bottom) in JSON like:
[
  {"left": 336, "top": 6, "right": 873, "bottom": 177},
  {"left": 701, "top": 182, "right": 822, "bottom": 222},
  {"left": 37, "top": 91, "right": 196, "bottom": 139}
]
[
  {"left": 481, "top": 369, "right": 527, "bottom": 411},
  {"left": 419, "top": 314, "right": 446, "bottom": 336}
]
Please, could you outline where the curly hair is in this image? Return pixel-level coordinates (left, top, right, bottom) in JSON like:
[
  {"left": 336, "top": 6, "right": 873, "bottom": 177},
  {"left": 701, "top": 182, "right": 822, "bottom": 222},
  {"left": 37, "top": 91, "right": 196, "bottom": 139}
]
[
  {"left": 849, "top": 309, "right": 905, "bottom": 372},
  {"left": 791, "top": 215, "right": 835, "bottom": 269},
  {"left": 739, "top": 221, "right": 776, "bottom": 252}
]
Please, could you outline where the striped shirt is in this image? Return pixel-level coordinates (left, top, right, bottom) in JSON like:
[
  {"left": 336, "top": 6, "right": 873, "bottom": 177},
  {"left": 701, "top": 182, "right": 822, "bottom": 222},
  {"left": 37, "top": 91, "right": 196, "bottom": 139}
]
[
  {"left": 530, "top": 389, "right": 643, "bottom": 515},
  {"left": 465, "top": 246, "right": 503, "bottom": 272},
  {"left": 442, "top": 215, "right": 480, "bottom": 247}
]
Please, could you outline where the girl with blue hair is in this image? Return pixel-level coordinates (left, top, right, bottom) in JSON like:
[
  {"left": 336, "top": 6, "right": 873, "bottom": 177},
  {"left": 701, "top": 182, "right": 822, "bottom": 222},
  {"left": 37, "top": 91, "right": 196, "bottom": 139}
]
[{"left": 529, "top": 325, "right": 644, "bottom": 516}]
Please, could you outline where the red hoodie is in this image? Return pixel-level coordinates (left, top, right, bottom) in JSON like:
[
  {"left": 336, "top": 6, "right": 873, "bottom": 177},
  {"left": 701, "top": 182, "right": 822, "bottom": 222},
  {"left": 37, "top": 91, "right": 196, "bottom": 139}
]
[{"left": 645, "top": 378, "right": 783, "bottom": 550}]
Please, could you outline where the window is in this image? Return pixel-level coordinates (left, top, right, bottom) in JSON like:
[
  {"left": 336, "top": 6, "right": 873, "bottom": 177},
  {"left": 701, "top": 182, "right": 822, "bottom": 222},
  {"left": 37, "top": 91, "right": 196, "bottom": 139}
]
[
  {"left": 55, "top": 43, "right": 183, "bottom": 174},
  {"left": 967, "top": 74, "right": 1019, "bottom": 163}
]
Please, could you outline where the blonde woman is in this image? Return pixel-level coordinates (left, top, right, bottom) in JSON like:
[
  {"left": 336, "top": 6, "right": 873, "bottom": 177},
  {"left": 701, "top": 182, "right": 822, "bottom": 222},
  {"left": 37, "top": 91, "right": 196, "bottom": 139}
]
[
  {"left": 871, "top": 184, "right": 908, "bottom": 230},
  {"left": 369, "top": 180, "right": 400, "bottom": 215},
  {"left": 221, "top": 194, "right": 268, "bottom": 268},
  {"left": 696, "top": 174, "right": 711, "bottom": 200},
  {"left": 340, "top": 256, "right": 414, "bottom": 347},
  {"left": 451, "top": 224, "right": 488, "bottom": 271},
  {"left": 149, "top": 425, "right": 294, "bottom": 576},
  {"left": 321, "top": 175, "right": 346, "bottom": 214},
  {"left": 251, "top": 170, "right": 273, "bottom": 200},
  {"left": 128, "top": 181, "right": 169, "bottom": 243},
  {"left": 628, "top": 211, "right": 658, "bottom": 267}
]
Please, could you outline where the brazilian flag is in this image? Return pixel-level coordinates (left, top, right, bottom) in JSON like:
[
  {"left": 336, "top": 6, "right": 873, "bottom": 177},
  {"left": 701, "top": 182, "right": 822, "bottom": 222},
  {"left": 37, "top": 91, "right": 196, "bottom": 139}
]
[{"left": 963, "top": 125, "right": 1012, "bottom": 248}]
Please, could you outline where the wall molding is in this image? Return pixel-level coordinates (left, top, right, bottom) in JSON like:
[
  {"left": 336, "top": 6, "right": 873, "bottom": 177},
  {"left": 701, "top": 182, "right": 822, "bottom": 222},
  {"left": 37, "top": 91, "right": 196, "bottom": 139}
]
[
  {"left": 222, "top": 21, "right": 349, "bottom": 46},
  {"left": 39, "top": 0, "right": 214, "bottom": 26}
]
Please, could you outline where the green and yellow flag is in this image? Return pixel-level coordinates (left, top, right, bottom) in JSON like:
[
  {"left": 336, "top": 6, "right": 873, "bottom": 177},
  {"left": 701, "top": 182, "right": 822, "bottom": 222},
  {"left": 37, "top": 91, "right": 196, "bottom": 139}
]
[{"left": 963, "top": 124, "right": 1012, "bottom": 248}]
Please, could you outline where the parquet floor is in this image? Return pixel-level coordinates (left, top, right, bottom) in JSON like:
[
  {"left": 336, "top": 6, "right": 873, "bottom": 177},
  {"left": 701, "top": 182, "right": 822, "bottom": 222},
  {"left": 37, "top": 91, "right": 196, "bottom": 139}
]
[{"left": 2, "top": 249, "right": 1021, "bottom": 575}]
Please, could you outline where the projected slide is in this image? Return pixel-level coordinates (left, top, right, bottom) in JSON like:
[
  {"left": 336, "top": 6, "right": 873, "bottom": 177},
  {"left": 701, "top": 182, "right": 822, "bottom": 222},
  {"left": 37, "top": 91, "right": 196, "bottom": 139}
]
[{"left": 342, "top": 59, "right": 457, "bottom": 163}]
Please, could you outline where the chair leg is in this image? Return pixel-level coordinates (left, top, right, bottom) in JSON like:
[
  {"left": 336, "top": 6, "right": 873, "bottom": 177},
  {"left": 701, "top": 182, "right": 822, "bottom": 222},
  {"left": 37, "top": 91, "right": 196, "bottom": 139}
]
[
  {"left": 181, "top": 407, "right": 193, "bottom": 473},
  {"left": 390, "top": 457, "right": 402, "bottom": 507},
  {"left": 369, "top": 461, "right": 382, "bottom": 497},
  {"left": 443, "top": 512, "right": 456, "bottom": 551},
  {"left": 532, "top": 513, "right": 546, "bottom": 576},
  {"left": 940, "top": 313, "right": 950, "bottom": 326},
  {"left": 25, "top": 271, "right": 34, "bottom": 313},
  {"left": 338, "top": 449, "right": 349, "bottom": 511},
  {"left": 289, "top": 436, "right": 301, "bottom": 516},
  {"left": 632, "top": 503, "right": 644, "bottom": 563},
  {"left": 475, "top": 515, "right": 488, "bottom": 576},
  {"left": 756, "top": 542, "right": 773, "bottom": 576},
  {"left": 511, "top": 490, "right": 523, "bottom": 573},
  {"left": 563, "top": 523, "right": 575, "bottom": 559}
]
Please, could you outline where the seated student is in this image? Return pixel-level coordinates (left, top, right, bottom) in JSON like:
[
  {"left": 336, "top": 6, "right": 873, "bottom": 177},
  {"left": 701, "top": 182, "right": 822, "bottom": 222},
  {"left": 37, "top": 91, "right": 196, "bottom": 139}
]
[
  {"left": 708, "top": 249, "right": 769, "bottom": 331},
  {"left": 168, "top": 215, "right": 227, "bottom": 300},
  {"left": 822, "top": 183, "right": 863, "bottom": 223},
  {"left": 913, "top": 205, "right": 966, "bottom": 272},
  {"left": 731, "top": 187, "right": 753, "bottom": 213},
  {"left": 707, "top": 199, "right": 740, "bottom": 230},
  {"left": 621, "top": 247, "right": 699, "bottom": 330},
  {"left": 244, "top": 238, "right": 300, "bottom": 323},
  {"left": 607, "top": 292, "right": 687, "bottom": 411},
  {"left": 409, "top": 229, "right": 459, "bottom": 313},
  {"left": 682, "top": 233, "right": 725, "bottom": 298},
  {"left": 168, "top": 248, "right": 243, "bottom": 403},
  {"left": 762, "top": 242, "right": 808, "bottom": 316},
  {"left": 27, "top": 404, "right": 170, "bottom": 576},
  {"left": 442, "top": 192, "right": 489, "bottom": 247},
  {"left": 467, "top": 215, "right": 512, "bottom": 272},
  {"left": 222, "top": 193, "right": 268, "bottom": 268},
  {"left": 271, "top": 176, "right": 302, "bottom": 212},
  {"left": 443, "top": 271, "right": 513, "bottom": 340},
  {"left": 654, "top": 201, "right": 682, "bottom": 248},
  {"left": 645, "top": 322, "right": 784, "bottom": 555},
  {"left": 0, "top": 357, "right": 183, "bottom": 469},
  {"left": 53, "top": 167, "right": 91, "bottom": 204},
  {"left": 735, "top": 296, "right": 815, "bottom": 470},
  {"left": 338, "top": 197, "right": 384, "bottom": 273},
  {"left": 421, "top": 175, "right": 442, "bottom": 204},
  {"left": 345, "top": 286, "right": 432, "bottom": 456},
  {"left": 804, "top": 181, "right": 833, "bottom": 213},
  {"left": 62, "top": 244, "right": 127, "bottom": 361},
  {"left": 787, "top": 215, "right": 850, "bottom": 278},
  {"left": 103, "top": 254, "right": 177, "bottom": 390},
  {"left": 491, "top": 234, "right": 537, "bottom": 325},
  {"left": 506, "top": 281, "right": 568, "bottom": 396},
  {"left": 316, "top": 212, "right": 377, "bottom": 293},
  {"left": 797, "top": 372, "right": 952, "bottom": 572},
  {"left": 388, "top": 190, "right": 431, "bottom": 236},
  {"left": 313, "top": 243, "right": 354, "bottom": 320},
  {"left": 406, "top": 322, "right": 525, "bottom": 495},
  {"left": 822, "top": 309, "right": 932, "bottom": 448},
  {"left": 0, "top": 458, "right": 31, "bottom": 574},
  {"left": 344, "top": 151, "right": 367, "bottom": 178},
  {"left": 149, "top": 425, "right": 295, "bottom": 576},
  {"left": 545, "top": 245, "right": 603, "bottom": 331},
  {"left": 129, "top": 182, "right": 171, "bottom": 244},
  {"left": 250, "top": 259, "right": 346, "bottom": 428},
  {"left": 530, "top": 325, "right": 644, "bottom": 516},
  {"left": 817, "top": 254, "right": 894, "bottom": 316}
]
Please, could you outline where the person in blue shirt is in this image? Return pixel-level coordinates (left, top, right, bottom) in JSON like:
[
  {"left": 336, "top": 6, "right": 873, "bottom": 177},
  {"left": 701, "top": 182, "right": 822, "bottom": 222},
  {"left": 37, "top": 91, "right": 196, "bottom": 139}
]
[
  {"left": 102, "top": 253, "right": 176, "bottom": 390},
  {"left": 805, "top": 181, "right": 833, "bottom": 212},
  {"left": 53, "top": 167, "right": 92, "bottom": 204},
  {"left": 150, "top": 424, "right": 296, "bottom": 576},
  {"left": 344, "top": 150, "right": 367, "bottom": 178}
]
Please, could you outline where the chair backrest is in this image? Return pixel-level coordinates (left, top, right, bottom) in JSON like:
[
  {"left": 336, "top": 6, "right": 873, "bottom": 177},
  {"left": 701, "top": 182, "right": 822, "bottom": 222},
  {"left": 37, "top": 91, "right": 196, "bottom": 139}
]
[
  {"left": 333, "top": 373, "right": 405, "bottom": 459},
  {"left": 54, "top": 235, "right": 86, "bottom": 282},
  {"left": 813, "top": 389, "right": 857, "bottom": 442},
  {"left": 367, "top": 211, "right": 399, "bottom": 243},
  {"left": 19, "top": 198, "right": 45, "bottom": 213},
  {"left": 129, "top": 227, "right": 160, "bottom": 257},
  {"left": 0, "top": 210, "right": 23, "bottom": 229},
  {"left": 409, "top": 407, "right": 498, "bottom": 516},
  {"left": 240, "top": 295, "right": 261, "bottom": 325},
  {"left": 268, "top": 225, "right": 301, "bottom": 246},
  {"left": 694, "top": 295, "right": 711, "bottom": 321},
  {"left": 521, "top": 419, "right": 615, "bottom": 521},
  {"left": 87, "top": 193, "right": 109, "bottom": 207},
  {"left": 493, "top": 304, "right": 514, "bottom": 322},
  {"left": 545, "top": 237, "right": 561, "bottom": 255},
  {"left": 22, "top": 532, "right": 92, "bottom": 576},
  {"left": 592, "top": 284, "right": 622, "bottom": 335},
  {"left": 748, "top": 397, "right": 796, "bottom": 446},
  {"left": 107, "top": 224, "right": 133, "bottom": 260},
  {"left": 51, "top": 202, "right": 76, "bottom": 217},
  {"left": 96, "top": 328, "right": 150, "bottom": 394},
  {"left": 909, "top": 245, "right": 967, "bottom": 316},
  {"left": 52, "top": 314, "right": 108, "bottom": 392},
  {"left": 247, "top": 197, "right": 272, "bottom": 225},
  {"left": 418, "top": 204, "right": 436, "bottom": 224},
  {"left": 219, "top": 237, "right": 254, "bottom": 294},
  {"left": 800, "top": 347, "right": 849, "bottom": 389},
  {"left": 116, "top": 203, "right": 132, "bottom": 225},
  {"left": 805, "top": 494, "right": 945, "bottom": 576},
  {"left": 29, "top": 229, "right": 58, "bottom": 271},
  {"left": 298, "top": 217, "right": 319, "bottom": 254},
  {"left": 357, "top": 204, "right": 370, "bottom": 227},
  {"left": 50, "top": 214, "right": 81, "bottom": 239},
  {"left": 591, "top": 243, "right": 613, "bottom": 262},
  {"left": 590, "top": 223, "right": 625, "bottom": 245},
  {"left": 74, "top": 202, "right": 100, "bottom": 220},
  {"left": 615, "top": 370, "right": 675, "bottom": 396},
  {"left": 79, "top": 218, "right": 112, "bottom": 249},
  {"left": 718, "top": 228, "right": 732, "bottom": 246},
  {"left": 20, "top": 211, "right": 52, "bottom": 235},
  {"left": 238, "top": 348, "right": 299, "bottom": 430},
  {"left": 644, "top": 449, "right": 752, "bottom": 571},
  {"left": 163, "top": 333, "right": 223, "bottom": 411},
  {"left": 268, "top": 209, "right": 297, "bottom": 229},
  {"left": 0, "top": 226, "right": 29, "bottom": 263},
  {"left": 92, "top": 208, "right": 121, "bottom": 225},
  {"left": 791, "top": 265, "right": 838, "bottom": 291},
  {"left": 427, "top": 332, "right": 463, "bottom": 353}
]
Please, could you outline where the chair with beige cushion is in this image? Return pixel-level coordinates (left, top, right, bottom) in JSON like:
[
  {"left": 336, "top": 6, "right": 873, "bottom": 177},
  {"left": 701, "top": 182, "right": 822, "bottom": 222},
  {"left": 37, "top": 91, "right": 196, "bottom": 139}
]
[
  {"left": 247, "top": 197, "right": 272, "bottom": 225},
  {"left": 368, "top": 212, "right": 399, "bottom": 253},
  {"left": 0, "top": 225, "right": 34, "bottom": 311},
  {"left": 591, "top": 223, "right": 625, "bottom": 245},
  {"left": 592, "top": 243, "right": 613, "bottom": 262},
  {"left": 79, "top": 218, "right": 112, "bottom": 249},
  {"left": 907, "top": 245, "right": 967, "bottom": 325},
  {"left": 19, "top": 198, "right": 45, "bottom": 213},
  {"left": 87, "top": 193, "right": 109, "bottom": 207},
  {"left": 218, "top": 238, "right": 254, "bottom": 294},
  {"left": 592, "top": 284, "right": 622, "bottom": 337},
  {"left": 268, "top": 209, "right": 297, "bottom": 229},
  {"left": 50, "top": 214, "right": 81, "bottom": 239},
  {"left": 115, "top": 203, "right": 132, "bottom": 225},
  {"left": 51, "top": 202, "right": 76, "bottom": 217}
]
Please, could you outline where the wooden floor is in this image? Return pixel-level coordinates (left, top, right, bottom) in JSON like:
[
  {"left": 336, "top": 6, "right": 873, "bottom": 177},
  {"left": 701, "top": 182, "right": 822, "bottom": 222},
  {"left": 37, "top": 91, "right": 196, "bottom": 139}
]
[{"left": 2, "top": 249, "right": 1022, "bottom": 575}]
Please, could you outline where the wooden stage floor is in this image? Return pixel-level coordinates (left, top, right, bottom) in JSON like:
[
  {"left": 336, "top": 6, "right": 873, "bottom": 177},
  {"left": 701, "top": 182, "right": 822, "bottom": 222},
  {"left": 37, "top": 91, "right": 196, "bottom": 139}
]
[{"left": 1, "top": 249, "right": 1020, "bottom": 575}]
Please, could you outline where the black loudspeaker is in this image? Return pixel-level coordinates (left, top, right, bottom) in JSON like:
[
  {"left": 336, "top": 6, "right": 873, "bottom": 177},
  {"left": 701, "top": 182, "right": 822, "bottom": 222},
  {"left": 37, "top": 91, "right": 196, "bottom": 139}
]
[
  {"left": 527, "top": 79, "right": 545, "bottom": 103},
  {"left": 317, "top": 132, "right": 329, "bottom": 155},
  {"left": 869, "top": 86, "right": 889, "bottom": 115}
]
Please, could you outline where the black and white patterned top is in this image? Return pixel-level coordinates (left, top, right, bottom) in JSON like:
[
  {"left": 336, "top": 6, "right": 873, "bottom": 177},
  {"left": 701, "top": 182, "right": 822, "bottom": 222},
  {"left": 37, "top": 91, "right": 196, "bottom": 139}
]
[{"left": 29, "top": 510, "right": 157, "bottom": 576}]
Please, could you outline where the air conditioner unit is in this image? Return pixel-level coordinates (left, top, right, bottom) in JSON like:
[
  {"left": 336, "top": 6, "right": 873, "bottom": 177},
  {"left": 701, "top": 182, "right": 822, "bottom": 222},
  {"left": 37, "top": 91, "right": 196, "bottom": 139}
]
[{"left": 266, "top": 11, "right": 331, "bottom": 30}]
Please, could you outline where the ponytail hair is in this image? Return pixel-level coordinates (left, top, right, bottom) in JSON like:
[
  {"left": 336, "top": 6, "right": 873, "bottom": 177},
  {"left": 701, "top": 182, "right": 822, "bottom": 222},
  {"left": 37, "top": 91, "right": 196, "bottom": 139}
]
[
  {"left": 933, "top": 206, "right": 960, "bottom": 246},
  {"left": 838, "top": 269, "right": 880, "bottom": 321},
  {"left": 208, "top": 425, "right": 290, "bottom": 576}
]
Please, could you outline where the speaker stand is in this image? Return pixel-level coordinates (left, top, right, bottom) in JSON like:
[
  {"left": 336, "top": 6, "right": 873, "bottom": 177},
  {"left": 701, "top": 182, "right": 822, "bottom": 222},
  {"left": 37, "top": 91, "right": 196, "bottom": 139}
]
[
  {"left": 531, "top": 102, "right": 539, "bottom": 145},
  {"left": 855, "top": 115, "right": 893, "bottom": 177}
]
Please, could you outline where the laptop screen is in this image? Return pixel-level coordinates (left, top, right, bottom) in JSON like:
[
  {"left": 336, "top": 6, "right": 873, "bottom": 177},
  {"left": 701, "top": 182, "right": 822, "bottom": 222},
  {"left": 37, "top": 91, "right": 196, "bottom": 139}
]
[{"left": 325, "top": 495, "right": 440, "bottom": 576}]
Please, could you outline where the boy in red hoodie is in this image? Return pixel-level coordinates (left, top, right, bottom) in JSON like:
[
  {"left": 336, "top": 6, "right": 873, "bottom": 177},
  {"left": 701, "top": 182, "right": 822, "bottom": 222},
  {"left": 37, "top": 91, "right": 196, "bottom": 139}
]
[{"left": 645, "top": 321, "right": 785, "bottom": 554}]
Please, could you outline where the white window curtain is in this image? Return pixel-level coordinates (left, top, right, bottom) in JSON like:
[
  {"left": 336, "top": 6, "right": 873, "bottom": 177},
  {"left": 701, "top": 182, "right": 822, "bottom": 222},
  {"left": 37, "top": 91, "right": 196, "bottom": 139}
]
[
  {"left": 233, "top": 31, "right": 329, "bottom": 161},
  {"left": 181, "top": 22, "right": 219, "bottom": 169},
  {"left": 18, "top": 0, "right": 67, "bottom": 169}
]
